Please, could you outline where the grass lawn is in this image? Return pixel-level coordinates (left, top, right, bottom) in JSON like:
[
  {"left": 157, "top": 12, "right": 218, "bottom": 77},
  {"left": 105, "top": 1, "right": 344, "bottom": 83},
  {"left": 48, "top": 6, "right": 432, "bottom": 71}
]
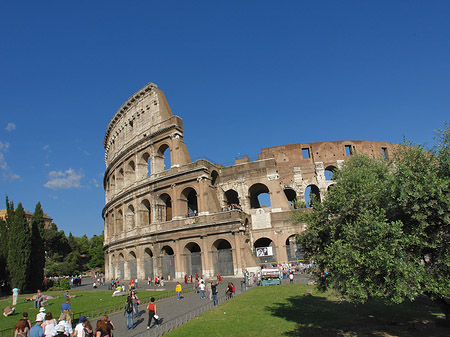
[
  {"left": 166, "top": 284, "right": 449, "bottom": 337},
  {"left": 0, "top": 288, "right": 177, "bottom": 333}
]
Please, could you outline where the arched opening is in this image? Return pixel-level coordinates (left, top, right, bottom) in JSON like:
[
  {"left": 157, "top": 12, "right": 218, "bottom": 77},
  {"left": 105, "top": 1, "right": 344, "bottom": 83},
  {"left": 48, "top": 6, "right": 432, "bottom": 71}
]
[
  {"left": 305, "top": 185, "right": 320, "bottom": 208},
  {"left": 181, "top": 187, "right": 198, "bottom": 217},
  {"left": 324, "top": 166, "right": 336, "bottom": 181},
  {"left": 116, "top": 210, "right": 123, "bottom": 233},
  {"left": 110, "top": 174, "right": 116, "bottom": 194},
  {"left": 158, "top": 193, "right": 172, "bottom": 221},
  {"left": 254, "top": 237, "right": 277, "bottom": 264},
  {"left": 144, "top": 248, "right": 154, "bottom": 280},
  {"left": 140, "top": 199, "right": 151, "bottom": 225},
  {"left": 211, "top": 170, "right": 219, "bottom": 186},
  {"left": 141, "top": 152, "right": 151, "bottom": 177},
  {"left": 106, "top": 213, "right": 113, "bottom": 236},
  {"left": 284, "top": 188, "right": 298, "bottom": 209},
  {"left": 111, "top": 254, "right": 116, "bottom": 279},
  {"left": 212, "top": 239, "right": 234, "bottom": 276},
  {"left": 119, "top": 253, "right": 125, "bottom": 280},
  {"left": 224, "top": 189, "right": 241, "bottom": 210},
  {"left": 327, "top": 184, "right": 336, "bottom": 192},
  {"left": 117, "top": 168, "right": 124, "bottom": 190},
  {"left": 127, "top": 161, "right": 136, "bottom": 185},
  {"left": 184, "top": 242, "right": 202, "bottom": 277},
  {"left": 128, "top": 251, "right": 137, "bottom": 280},
  {"left": 285, "top": 235, "right": 305, "bottom": 262},
  {"left": 249, "top": 183, "right": 271, "bottom": 209},
  {"left": 160, "top": 245, "right": 175, "bottom": 280},
  {"left": 126, "top": 205, "right": 135, "bottom": 230}
]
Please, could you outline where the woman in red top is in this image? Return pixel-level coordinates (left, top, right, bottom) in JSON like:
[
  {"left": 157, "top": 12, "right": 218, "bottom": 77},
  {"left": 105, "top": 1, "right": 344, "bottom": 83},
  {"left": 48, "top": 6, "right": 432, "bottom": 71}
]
[{"left": 146, "top": 297, "right": 159, "bottom": 329}]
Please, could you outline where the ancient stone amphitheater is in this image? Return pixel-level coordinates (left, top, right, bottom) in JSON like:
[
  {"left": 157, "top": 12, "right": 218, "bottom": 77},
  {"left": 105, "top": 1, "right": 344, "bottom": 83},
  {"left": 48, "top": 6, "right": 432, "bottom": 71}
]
[{"left": 103, "top": 83, "right": 395, "bottom": 281}]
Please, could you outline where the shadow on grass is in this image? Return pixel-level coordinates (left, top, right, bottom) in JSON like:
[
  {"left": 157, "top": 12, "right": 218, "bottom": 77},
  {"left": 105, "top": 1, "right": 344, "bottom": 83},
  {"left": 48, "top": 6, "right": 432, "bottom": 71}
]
[{"left": 267, "top": 293, "right": 449, "bottom": 337}]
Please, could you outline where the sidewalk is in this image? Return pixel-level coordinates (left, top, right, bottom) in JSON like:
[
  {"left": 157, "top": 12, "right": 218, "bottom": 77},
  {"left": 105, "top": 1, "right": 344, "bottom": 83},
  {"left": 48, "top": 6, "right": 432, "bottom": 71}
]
[{"left": 91, "top": 275, "right": 309, "bottom": 336}]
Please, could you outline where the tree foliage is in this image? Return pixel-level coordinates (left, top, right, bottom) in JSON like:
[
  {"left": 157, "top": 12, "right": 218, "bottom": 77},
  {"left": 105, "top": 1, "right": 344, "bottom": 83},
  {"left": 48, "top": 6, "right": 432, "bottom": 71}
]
[
  {"left": 29, "top": 202, "right": 46, "bottom": 291},
  {"left": 295, "top": 124, "right": 450, "bottom": 319},
  {"left": 7, "top": 203, "right": 32, "bottom": 291}
]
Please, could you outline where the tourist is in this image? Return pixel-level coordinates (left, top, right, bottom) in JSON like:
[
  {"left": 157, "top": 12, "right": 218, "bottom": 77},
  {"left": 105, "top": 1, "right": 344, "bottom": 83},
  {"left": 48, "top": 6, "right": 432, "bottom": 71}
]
[
  {"left": 175, "top": 282, "right": 182, "bottom": 300},
  {"left": 124, "top": 296, "right": 134, "bottom": 330},
  {"left": 21, "top": 312, "right": 32, "bottom": 330},
  {"left": 83, "top": 319, "right": 93, "bottom": 337},
  {"left": 135, "top": 278, "right": 138, "bottom": 289},
  {"left": 146, "top": 297, "right": 160, "bottom": 329},
  {"left": 95, "top": 315, "right": 114, "bottom": 337},
  {"left": 205, "top": 280, "right": 212, "bottom": 300},
  {"left": 289, "top": 272, "right": 294, "bottom": 284},
  {"left": 56, "top": 312, "right": 73, "bottom": 336},
  {"left": 54, "top": 325, "right": 66, "bottom": 337},
  {"left": 60, "top": 299, "right": 73, "bottom": 316},
  {"left": 12, "top": 286, "right": 20, "bottom": 306},
  {"left": 14, "top": 318, "right": 29, "bottom": 337},
  {"left": 42, "top": 312, "right": 57, "bottom": 337},
  {"left": 199, "top": 280, "right": 205, "bottom": 299},
  {"left": 131, "top": 291, "right": 139, "bottom": 315},
  {"left": 34, "top": 290, "right": 44, "bottom": 308},
  {"left": 211, "top": 281, "right": 218, "bottom": 306},
  {"left": 74, "top": 315, "right": 88, "bottom": 336},
  {"left": 29, "top": 315, "right": 44, "bottom": 337}
]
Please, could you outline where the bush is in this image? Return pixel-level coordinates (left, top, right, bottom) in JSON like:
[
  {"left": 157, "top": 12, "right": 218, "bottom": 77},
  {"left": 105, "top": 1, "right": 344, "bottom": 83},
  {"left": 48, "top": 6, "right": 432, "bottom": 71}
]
[{"left": 59, "top": 279, "right": 70, "bottom": 290}]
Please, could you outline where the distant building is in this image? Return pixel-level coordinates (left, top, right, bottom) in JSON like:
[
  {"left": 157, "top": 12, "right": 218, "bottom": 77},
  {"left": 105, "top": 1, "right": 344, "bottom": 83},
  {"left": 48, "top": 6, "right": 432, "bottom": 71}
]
[{"left": 0, "top": 208, "right": 53, "bottom": 228}]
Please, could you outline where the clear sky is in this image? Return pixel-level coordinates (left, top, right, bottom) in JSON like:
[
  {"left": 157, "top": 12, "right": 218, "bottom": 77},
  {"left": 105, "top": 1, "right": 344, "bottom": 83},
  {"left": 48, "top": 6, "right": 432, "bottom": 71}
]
[{"left": 1, "top": 1, "right": 449, "bottom": 237}]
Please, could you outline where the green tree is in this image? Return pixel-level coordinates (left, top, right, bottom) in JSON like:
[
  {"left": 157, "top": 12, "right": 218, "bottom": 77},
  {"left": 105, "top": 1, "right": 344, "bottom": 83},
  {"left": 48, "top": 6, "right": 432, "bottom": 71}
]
[
  {"left": 0, "top": 217, "right": 8, "bottom": 282},
  {"left": 29, "top": 202, "right": 46, "bottom": 290},
  {"left": 7, "top": 203, "right": 32, "bottom": 291},
  {"left": 88, "top": 234, "right": 105, "bottom": 271},
  {"left": 295, "top": 124, "right": 450, "bottom": 319}
]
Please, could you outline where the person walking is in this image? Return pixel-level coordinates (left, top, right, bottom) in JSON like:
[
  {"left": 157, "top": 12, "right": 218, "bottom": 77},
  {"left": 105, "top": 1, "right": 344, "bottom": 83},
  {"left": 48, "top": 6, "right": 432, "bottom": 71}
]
[
  {"left": 12, "top": 287, "right": 19, "bottom": 306},
  {"left": 199, "top": 280, "right": 205, "bottom": 299},
  {"left": 14, "top": 319, "right": 29, "bottom": 337},
  {"left": 42, "top": 312, "right": 57, "bottom": 337},
  {"left": 146, "top": 297, "right": 160, "bottom": 329},
  {"left": 124, "top": 296, "right": 134, "bottom": 330},
  {"left": 205, "top": 280, "right": 212, "bottom": 300},
  {"left": 175, "top": 281, "right": 182, "bottom": 300},
  {"left": 289, "top": 272, "right": 294, "bottom": 284},
  {"left": 74, "top": 315, "right": 87, "bottom": 336},
  {"left": 131, "top": 291, "right": 139, "bottom": 316},
  {"left": 95, "top": 315, "right": 114, "bottom": 337},
  {"left": 29, "top": 315, "right": 44, "bottom": 337}
]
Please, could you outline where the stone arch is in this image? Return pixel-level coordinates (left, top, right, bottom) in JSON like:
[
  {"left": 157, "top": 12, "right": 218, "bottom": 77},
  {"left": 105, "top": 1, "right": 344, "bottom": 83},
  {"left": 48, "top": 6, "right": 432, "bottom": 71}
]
[
  {"left": 327, "top": 183, "right": 336, "bottom": 192},
  {"left": 119, "top": 253, "right": 125, "bottom": 280},
  {"left": 254, "top": 237, "right": 277, "bottom": 264},
  {"left": 160, "top": 245, "right": 175, "bottom": 280},
  {"left": 324, "top": 165, "right": 336, "bottom": 181},
  {"left": 141, "top": 152, "right": 151, "bottom": 177},
  {"left": 117, "top": 167, "right": 124, "bottom": 190},
  {"left": 140, "top": 199, "right": 151, "bottom": 226},
  {"left": 184, "top": 242, "right": 202, "bottom": 277},
  {"left": 212, "top": 239, "right": 234, "bottom": 276},
  {"left": 110, "top": 174, "right": 116, "bottom": 195},
  {"left": 158, "top": 193, "right": 172, "bottom": 221},
  {"left": 144, "top": 248, "right": 154, "bottom": 280},
  {"left": 126, "top": 204, "right": 135, "bottom": 230},
  {"left": 249, "top": 183, "right": 271, "bottom": 208},
  {"left": 155, "top": 143, "right": 171, "bottom": 173},
  {"left": 181, "top": 187, "right": 198, "bottom": 217},
  {"left": 116, "top": 209, "right": 123, "bottom": 233},
  {"left": 285, "top": 235, "right": 304, "bottom": 262},
  {"left": 128, "top": 251, "right": 137, "bottom": 280},
  {"left": 224, "top": 189, "right": 240, "bottom": 209},
  {"left": 211, "top": 170, "right": 219, "bottom": 186},
  {"left": 283, "top": 188, "right": 298, "bottom": 209},
  {"left": 305, "top": 184, "right": 320, "bottom": 208},
  {"left": 126, "top": 160, "right": 136, "bottom": 185}
]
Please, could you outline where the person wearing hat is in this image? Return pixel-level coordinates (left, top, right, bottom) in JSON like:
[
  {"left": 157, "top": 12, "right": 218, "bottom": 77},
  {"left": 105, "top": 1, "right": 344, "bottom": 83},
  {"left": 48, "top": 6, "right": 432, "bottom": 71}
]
[
  {"left": 74, "top": 315, "right": 88, "bottom": 336},
  {"left": 29, "top": 315, "right": 44, "bottom": 337},
  {"left": 54, "top": 324, "right": 67, "bottom": 337}
]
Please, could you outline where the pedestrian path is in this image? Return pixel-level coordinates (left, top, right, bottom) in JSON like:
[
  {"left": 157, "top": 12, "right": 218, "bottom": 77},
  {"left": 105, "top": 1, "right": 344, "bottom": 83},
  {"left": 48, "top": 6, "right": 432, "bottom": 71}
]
[{"left": 91, "top": 275, "right": 308, "bottom": 336}]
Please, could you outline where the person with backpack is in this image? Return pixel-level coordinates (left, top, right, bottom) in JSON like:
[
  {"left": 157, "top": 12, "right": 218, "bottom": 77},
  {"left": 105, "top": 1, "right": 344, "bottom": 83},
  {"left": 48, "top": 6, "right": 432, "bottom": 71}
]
[{"left": 124, "top": 296, "right": 134, "bottom": 330}]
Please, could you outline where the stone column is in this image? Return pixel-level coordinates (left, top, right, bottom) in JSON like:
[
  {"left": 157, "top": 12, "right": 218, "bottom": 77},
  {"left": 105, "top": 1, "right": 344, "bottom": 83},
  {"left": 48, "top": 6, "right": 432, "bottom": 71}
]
[
  {"left": 201, "top": 237, "right": 213, "bottom": 278},
  {"left": 233, "top": 232, "right": 244, "bottom": 277},
  {"left": 171, "top": 183, "right": 182, "bottom": 220},
  {"left": 174, "top": 240, "right": 183, "bottom": 280},
  {"left": 196, "top": 175, "right": 209, "bottom": 216},
  {"left": 136, "top": 246, "right": 145, "bottom": 281}
]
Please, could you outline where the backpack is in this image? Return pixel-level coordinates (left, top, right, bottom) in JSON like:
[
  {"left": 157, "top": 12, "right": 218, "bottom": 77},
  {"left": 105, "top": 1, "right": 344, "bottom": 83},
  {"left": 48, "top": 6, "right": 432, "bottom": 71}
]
[{"left": 126, "top": 300, "right": 133, "bottom": 313}]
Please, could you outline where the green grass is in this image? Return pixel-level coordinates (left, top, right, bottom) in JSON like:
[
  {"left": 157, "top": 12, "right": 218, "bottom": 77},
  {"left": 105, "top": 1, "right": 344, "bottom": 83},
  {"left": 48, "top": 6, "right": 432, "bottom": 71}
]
[
  {"left": 166, "top": 284, "right": 449, "bottom": 337},
  {"left": 0, "top": 288, "right": 179, "bottom": 333}
]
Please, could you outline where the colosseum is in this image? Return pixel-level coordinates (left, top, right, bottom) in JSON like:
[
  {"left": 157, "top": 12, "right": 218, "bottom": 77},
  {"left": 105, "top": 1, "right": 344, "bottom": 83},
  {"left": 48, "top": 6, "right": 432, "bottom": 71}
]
[{"left": 102, "top": 82, "right": 396, "bottom": 281}]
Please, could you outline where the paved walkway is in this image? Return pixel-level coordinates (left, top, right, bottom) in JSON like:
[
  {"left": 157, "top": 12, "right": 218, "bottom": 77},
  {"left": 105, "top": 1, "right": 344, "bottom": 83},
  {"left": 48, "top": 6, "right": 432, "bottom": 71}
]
[{"left": 89, "top": 275, "right": 309, "bottom": 336}]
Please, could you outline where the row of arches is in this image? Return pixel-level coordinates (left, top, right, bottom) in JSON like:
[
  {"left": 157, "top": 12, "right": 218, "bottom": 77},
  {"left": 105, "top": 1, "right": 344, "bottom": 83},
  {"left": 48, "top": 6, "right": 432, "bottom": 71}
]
[
  {"left": 108, "top": 236, "right": 303, "bottom": 280},
  {"left": 106, "top": 143, "right": 172, "bottom": 199}
]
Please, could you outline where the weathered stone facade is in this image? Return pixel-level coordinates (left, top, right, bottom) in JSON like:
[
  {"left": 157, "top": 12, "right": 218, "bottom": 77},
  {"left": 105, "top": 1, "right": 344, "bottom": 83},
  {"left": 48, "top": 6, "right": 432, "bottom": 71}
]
[{"left": 103, "top": 83, "right": 396, "bottom": 281}]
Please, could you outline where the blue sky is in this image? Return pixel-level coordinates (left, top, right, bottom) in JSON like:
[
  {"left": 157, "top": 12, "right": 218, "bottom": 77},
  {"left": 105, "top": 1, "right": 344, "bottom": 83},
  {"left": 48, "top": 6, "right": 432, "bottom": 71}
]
[{"left": 1, "top": 1, "right": 449, "bottom": 237}]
